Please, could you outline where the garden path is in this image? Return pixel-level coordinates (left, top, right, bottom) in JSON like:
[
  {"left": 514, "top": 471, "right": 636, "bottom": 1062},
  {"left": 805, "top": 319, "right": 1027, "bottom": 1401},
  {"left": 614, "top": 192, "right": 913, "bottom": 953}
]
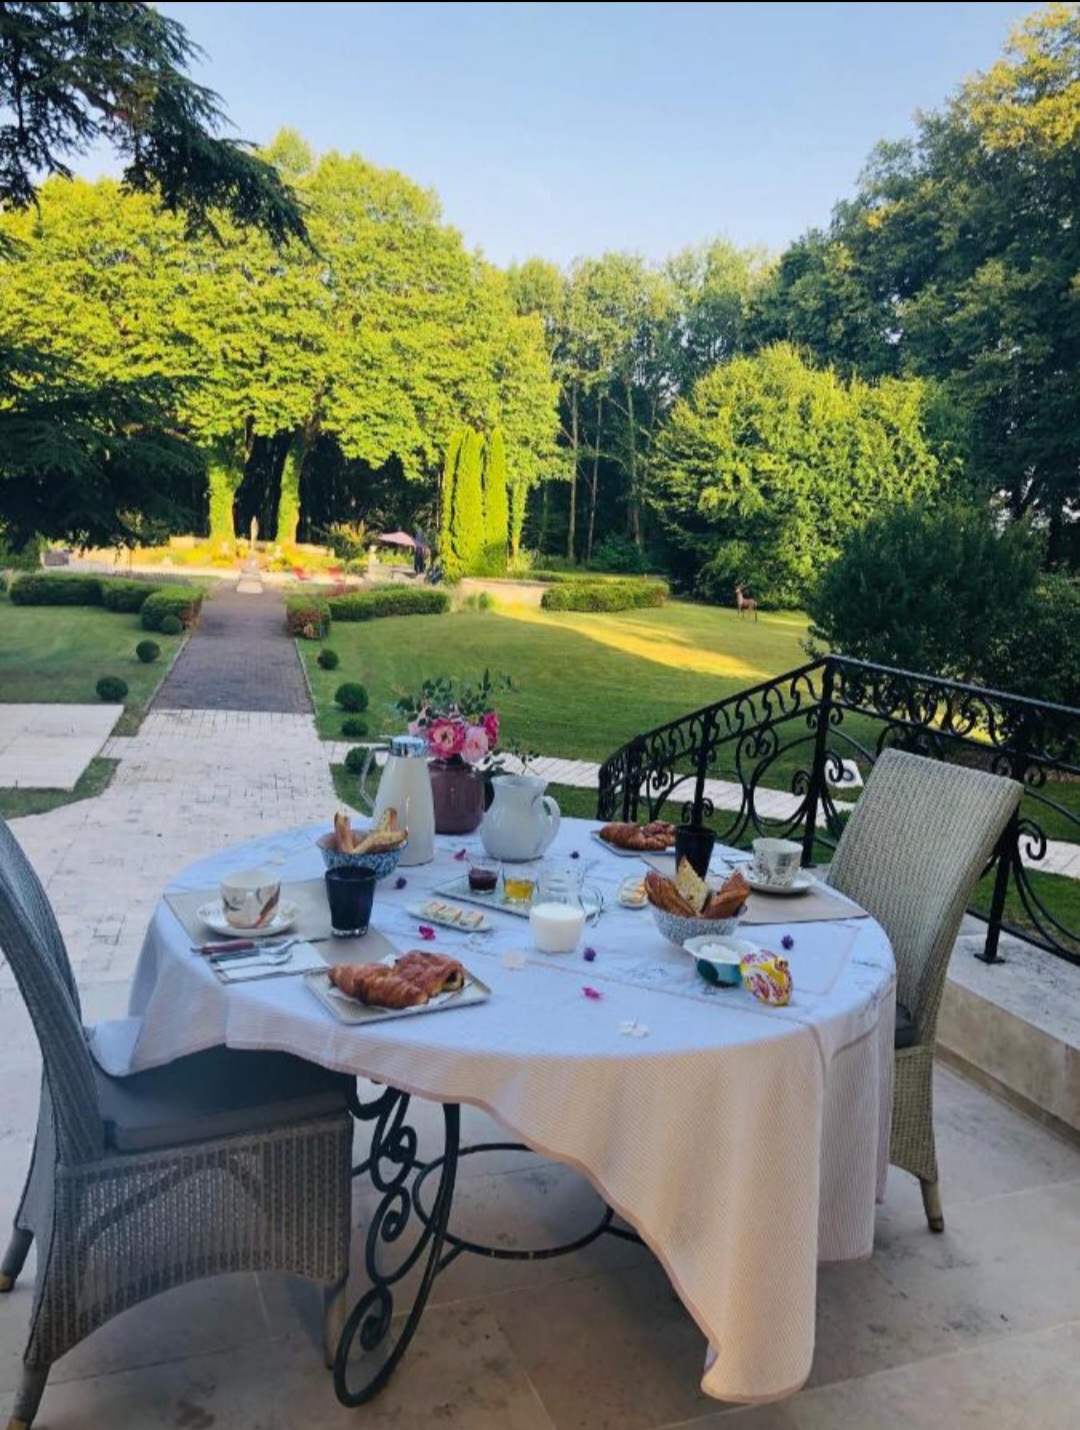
[{"left": 154, "top": 583, "right": 310, "bottom": 714}]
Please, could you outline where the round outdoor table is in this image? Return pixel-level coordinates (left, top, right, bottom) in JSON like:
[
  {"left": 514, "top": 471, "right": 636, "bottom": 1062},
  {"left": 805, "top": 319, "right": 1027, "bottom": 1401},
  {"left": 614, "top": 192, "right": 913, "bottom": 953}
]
[{"left": 93, "top": 817, "right": 895, "bottom": 1407}]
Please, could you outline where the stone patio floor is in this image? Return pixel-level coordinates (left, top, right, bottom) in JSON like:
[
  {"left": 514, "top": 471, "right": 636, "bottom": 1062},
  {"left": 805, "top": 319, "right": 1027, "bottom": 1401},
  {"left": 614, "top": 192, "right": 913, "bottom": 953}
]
[{"left": 3, "top": 708, "right": 1080, "bottom": 1427}]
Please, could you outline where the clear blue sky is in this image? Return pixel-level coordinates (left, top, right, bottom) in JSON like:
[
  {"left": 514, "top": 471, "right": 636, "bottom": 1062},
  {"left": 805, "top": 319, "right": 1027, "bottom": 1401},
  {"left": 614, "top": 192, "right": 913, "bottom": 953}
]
[{"left": 97, "top": 1, "right": 1038, "bottom": 266}]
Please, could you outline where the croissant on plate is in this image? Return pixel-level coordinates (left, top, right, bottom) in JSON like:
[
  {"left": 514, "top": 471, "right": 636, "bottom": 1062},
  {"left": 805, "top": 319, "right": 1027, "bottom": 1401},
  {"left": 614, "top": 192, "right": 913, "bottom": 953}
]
[
  {"left": 600, "top": 821, "right": 676, "bottom": 852},
  {"left": 329, "top": 963, "right": 428, "bottom": 1009},
  {"left": 393, "top": 951, "right": 465, "bottom": 997}
]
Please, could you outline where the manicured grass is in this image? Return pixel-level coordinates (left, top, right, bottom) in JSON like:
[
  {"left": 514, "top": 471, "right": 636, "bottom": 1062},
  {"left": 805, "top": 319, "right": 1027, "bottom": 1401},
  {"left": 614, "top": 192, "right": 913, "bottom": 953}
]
[
  {"left": 969, "top": 867, "right": 1080, "bottom": 960},
  {"left": 0, "top": 757, "right": 117, "bottom": 820},
  {"left": 0, "top": 596, "right": 185, "bottom": 731},
  {"left": 302, "top": 601, "right": 813, "bottom": 761}
]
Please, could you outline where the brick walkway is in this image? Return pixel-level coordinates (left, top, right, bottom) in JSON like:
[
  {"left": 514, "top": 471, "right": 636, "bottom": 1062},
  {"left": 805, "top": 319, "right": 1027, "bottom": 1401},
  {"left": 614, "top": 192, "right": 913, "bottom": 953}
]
[{"left": 154, "top": 584, "right": 310, "bottom": 714}]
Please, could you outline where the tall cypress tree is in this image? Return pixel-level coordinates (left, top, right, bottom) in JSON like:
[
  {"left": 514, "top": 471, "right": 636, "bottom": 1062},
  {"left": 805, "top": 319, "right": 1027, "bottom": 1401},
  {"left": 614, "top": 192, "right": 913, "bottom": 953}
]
[
  {"left": 481, "top": 427, "right": 510, "bottom": 575},
  {"left": 438, "top": 427, "right": 466, "bottom": 577},
  {"left": 450, "top": 428, "right": 485, "bottom": 578}
]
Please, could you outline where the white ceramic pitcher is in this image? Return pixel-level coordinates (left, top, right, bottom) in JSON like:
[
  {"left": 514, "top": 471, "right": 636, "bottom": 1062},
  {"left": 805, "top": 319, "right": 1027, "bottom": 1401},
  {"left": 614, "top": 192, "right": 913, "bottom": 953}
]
[{"left": 480, "top": 774, "right": 560, "bottom": 862}]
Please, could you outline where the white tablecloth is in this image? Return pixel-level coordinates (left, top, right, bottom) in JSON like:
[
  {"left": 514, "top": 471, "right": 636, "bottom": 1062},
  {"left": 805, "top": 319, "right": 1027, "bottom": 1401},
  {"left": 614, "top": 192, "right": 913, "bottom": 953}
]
[{"left": 91, "top": 818, "right": 895, "bottom": 1405}]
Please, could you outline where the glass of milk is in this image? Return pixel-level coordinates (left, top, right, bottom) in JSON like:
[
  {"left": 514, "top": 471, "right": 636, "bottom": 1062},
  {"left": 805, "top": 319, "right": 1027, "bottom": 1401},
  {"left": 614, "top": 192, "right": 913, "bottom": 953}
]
[{"left": 529, "top": 897, "right": 587, "bottom": 954}]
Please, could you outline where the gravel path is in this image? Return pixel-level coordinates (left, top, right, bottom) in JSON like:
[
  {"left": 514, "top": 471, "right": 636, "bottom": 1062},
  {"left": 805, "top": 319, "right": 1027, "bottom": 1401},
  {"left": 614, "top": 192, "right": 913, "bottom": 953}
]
[{"left": 153, "top": 584, "right": 310, "bottom": 714}]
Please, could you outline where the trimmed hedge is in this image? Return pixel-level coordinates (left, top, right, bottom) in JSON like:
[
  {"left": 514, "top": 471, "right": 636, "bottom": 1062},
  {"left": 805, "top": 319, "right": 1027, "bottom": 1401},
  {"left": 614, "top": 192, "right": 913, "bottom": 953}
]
[
  {"left": 328, "top": 587, "right": 450, "bottom": 621},
  {"left": 335, "top": 682, "right": 369, "bottom": 713},
  {"left": 285, "top": 594, "right": 330, "bottom": 639},
  {"left": 140, "top": 586, "right": 204, "bottom": 631},
  {"left": 540, "top": 579, "right": 669, "bottom": 613},
  {"left": 9, "top": 574, "right": 103, "bottom": 606},
  {"left": 96, "top": 675, "right": 128, "bottom": 701},
  {"left": 101, "top": 578, "right": 162, "bottom": 612},
  {"left": 135, "top": 640, "right": 161, "bottom": 663}
]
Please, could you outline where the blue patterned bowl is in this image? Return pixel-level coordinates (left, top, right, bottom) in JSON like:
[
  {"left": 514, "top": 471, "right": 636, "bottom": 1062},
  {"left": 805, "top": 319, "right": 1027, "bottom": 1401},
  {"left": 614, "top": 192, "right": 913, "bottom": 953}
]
[
  {"left": 651, "top": 904, "right": 743, "bottom": 948},
  {"left": 316, "top": 832, "right": 406, "bottom": 881}
]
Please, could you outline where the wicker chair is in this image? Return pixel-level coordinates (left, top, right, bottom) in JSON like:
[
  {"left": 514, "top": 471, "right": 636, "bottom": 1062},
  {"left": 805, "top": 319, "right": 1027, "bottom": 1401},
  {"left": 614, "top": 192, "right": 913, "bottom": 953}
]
[
  {"left": 825, "top": 748, "right": 1022, "bottom": 1233},
  {"left": 0, "top": 818, "right": 355, "bottom": 1430}
]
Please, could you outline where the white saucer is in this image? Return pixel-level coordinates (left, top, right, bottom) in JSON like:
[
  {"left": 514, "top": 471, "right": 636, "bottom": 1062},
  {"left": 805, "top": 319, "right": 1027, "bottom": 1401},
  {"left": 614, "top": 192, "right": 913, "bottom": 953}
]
[
  {"left": 197, "top": 899, "right": 299, "bottom": 938},
  {"left": 746, "top": 872, "right": 816, "bottom": 896}
]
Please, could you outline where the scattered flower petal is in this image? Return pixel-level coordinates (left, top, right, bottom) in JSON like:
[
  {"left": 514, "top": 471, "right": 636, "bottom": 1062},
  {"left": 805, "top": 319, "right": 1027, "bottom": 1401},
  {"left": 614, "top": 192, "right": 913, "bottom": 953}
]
[
  {"left": 582, "top": 986, "right": 603, "bottom": 1000},
  {"left": 394, "top": 875, "right": 408, "bottom": 890},
  {"left": 582, "top": 945, "right": 597, "bottom": 962},
  {"left": 619, "top": 1019, "right": 650, "bottom": 1038},
  {"left": 418, "top": 925, "right": 437, "bottom": 941},
  {"left": 453, "top": 847, "right": 468, "bottom": 861},
  {"left": 781, "top": 933, "right": 794, "bottom": 950},
  {"left": 502, "top": 951, "right": 527, "bottom": 971}
]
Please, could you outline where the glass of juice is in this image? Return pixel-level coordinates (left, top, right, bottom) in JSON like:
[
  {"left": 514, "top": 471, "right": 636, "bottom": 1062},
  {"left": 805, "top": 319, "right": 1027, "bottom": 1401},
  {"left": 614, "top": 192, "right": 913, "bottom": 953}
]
[{"left": 502, "top": 870, "right": 537, "bottom": 905}]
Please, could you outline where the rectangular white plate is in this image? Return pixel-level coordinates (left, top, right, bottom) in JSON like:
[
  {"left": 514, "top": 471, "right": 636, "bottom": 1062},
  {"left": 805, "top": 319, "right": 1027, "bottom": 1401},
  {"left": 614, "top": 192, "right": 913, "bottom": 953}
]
[
  {"left": 406, "top": 900, "right": 491, "bottom": 932},
  {"left": 304, "top": 956, "right": 491, "bottom": 1025}
]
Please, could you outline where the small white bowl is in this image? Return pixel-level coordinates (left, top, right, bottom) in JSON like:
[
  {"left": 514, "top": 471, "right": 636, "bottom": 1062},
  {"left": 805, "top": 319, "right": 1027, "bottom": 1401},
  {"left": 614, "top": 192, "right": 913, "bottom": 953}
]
[{"left": 683, "top": 934, "right": 762, "bottom": 987}]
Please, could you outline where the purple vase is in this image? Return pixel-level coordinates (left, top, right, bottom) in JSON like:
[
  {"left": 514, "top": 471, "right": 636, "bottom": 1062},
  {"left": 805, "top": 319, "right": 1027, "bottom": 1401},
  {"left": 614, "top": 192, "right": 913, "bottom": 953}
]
[{"left": 429, "top": 758, "right": 485, "bottom": 835}]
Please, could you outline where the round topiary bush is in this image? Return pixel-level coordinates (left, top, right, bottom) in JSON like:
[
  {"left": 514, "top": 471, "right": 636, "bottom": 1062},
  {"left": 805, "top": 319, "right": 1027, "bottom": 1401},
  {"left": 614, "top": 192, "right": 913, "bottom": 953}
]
[
  {"left": 159, "top": 614, "right": 183, "bottom": 635},
  {"left": 96, "top": 675, "right": 128, "bottom": 702},
  {"left": 335, "top": 681, "right": 369, "bottom": 713},
  {"left": 317, "top": 647, "right": 341, "bottom": 670},
  {"left": 135, "top": 639, "right": 161, "bottom": 664},
  {"left": 341, "top": 716, "right": 369, "bottom": 739},
  {"left": 344, "top": 745, "right": 370, "bottom": 774}
]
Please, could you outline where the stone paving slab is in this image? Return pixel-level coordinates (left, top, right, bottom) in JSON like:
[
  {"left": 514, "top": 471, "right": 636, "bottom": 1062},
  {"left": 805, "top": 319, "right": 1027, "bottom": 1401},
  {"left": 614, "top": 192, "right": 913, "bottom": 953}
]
[
  {"left": 0, "top": 703, "right": 121, "bottom": 790},
  {"left": 5, "top": 709, "right": 336, "bottom": 987}
]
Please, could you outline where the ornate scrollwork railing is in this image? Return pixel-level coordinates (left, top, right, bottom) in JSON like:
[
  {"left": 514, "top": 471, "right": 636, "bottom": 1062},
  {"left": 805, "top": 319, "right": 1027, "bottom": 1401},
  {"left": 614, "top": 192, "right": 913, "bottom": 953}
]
[{"left": 597, "top": 655, "right": 1080, "bottom": 965}]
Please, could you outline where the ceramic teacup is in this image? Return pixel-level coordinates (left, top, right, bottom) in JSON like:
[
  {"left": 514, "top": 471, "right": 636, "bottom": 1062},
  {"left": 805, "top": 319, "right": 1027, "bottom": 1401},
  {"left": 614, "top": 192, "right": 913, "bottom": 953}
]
[
  {"left": 220, "top": 867, "right": 281, "bottom": 929},
  {"left": 750, "top": 838, "right": 802, "bottom": 889}
]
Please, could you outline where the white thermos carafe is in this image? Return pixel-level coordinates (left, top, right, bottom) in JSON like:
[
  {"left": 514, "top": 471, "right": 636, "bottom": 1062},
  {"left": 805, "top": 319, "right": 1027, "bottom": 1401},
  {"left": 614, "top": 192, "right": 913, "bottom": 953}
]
[{"left": 358, "top": 735, "right": 435, "bottom": 865}]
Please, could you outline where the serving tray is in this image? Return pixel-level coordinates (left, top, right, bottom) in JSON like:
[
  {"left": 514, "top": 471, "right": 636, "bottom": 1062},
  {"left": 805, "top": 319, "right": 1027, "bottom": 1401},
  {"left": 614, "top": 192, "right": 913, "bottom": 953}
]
[
  {"left": 304, "top": 957, "right": 491, "bottom": 1025},
  {"left": 434, "top": 875, "right": 603, "bottom": 921}
]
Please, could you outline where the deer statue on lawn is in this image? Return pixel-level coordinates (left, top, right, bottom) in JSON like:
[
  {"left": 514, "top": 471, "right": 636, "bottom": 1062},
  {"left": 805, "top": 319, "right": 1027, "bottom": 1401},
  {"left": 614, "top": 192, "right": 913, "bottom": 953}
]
[{"left": 734, "top": 583, "right": 758, "bottom": 620}]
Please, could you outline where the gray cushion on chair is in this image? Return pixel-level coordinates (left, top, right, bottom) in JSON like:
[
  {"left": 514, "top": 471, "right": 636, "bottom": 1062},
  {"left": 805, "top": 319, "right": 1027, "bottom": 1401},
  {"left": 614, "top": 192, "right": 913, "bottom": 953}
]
[{"left": 96, "top": 1045, "right": 353, "bottom": 1153}]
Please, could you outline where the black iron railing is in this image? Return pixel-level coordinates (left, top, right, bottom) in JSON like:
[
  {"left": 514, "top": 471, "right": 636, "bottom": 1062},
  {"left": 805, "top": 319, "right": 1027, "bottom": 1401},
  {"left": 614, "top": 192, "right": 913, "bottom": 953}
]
[{"left": 596, "top": 655, "right": 1080, "bottom": 965}]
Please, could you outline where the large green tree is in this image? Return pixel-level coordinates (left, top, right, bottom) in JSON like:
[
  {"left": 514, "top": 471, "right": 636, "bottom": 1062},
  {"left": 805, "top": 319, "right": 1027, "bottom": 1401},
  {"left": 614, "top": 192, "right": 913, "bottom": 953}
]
[
  {"left": 650, "top": 344, "right": 945, "bottom": 607},
  {"left": 756, "top": 4, "right": 1080, "bottom": 564},
  {"left": 0, "top": 139, "right": 561, "bottom": 547}
]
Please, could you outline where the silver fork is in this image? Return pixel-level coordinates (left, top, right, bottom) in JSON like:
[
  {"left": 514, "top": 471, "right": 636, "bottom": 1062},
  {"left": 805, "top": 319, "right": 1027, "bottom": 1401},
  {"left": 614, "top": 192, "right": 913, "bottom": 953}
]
[{"left": 209, "top": 938, "right": 301, "bottom": 966}]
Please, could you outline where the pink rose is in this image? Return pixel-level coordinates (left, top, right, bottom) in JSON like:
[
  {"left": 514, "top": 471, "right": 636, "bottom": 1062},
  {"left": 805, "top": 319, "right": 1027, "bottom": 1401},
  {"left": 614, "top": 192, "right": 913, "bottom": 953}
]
[
  {"left": 482, "top": 711, "right": 499, "bottom": 746},
  {"left": 427, "top": 718, "right": 465, "bottom": 758},
  {"left": 461, "top": 724, "right": 490, "bottom": 766}
]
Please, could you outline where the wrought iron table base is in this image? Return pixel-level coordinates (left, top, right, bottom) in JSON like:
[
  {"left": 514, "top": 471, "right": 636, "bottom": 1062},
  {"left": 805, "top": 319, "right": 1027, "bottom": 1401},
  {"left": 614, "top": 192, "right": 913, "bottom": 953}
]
[{"left": 335, "top": 1086, "right": 638, "bottom": 1407}]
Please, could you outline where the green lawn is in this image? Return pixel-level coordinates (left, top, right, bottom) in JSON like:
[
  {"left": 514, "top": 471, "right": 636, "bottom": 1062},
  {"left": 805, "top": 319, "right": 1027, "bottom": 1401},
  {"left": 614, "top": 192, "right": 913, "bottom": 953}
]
[
  {"left": 304, "top": 601, "right": 813, "bottom": 761},
  {"left": 0, "top": 597, "right": 185, "bottom": 734}
]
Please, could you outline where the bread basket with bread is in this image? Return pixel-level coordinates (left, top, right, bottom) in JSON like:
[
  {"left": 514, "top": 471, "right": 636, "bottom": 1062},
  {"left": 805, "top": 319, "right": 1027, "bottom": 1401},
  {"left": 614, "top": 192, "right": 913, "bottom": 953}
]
[
  {"left": 647, "top": 860, "right": 749, "bottom": 946},
  {"left": 317, "top": 808, "right": 408, "bottom": 879}
]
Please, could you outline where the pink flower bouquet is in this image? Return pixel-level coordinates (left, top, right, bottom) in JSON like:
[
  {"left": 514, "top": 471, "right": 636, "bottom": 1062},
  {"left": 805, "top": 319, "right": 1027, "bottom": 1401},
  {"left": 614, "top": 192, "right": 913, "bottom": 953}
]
[{"left": 396, "top": 671, "right": 510, "bottom": 767}]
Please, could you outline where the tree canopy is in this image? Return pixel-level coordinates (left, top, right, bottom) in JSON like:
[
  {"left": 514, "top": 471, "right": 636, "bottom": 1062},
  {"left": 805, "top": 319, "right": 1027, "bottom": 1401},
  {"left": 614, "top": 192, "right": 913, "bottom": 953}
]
[
  {"left": 0, "top": 1, "right": 306, "bottom": 242},
  {"left": 754, "top": 3, "right": 1080, "bottom": 564},
  {"left": 650, "top": 344, "right": 944, "bottom": 607},
  {"left": 0, "top": 141, "right": 559, "bottom": 548}
]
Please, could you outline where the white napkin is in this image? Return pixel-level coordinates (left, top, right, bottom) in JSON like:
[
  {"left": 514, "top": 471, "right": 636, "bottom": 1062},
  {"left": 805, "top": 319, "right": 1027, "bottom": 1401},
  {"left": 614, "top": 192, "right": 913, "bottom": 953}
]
[{"left": 211, "top": 942, "right": 327, "bottom": 983}]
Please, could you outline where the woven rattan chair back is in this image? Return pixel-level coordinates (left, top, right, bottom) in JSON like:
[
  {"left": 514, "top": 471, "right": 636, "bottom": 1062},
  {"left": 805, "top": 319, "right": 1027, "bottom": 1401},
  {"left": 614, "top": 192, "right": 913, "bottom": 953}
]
[
  {"left": 827, "top": 749, "right": 1021, "bottom": 1036},
  {"left": 0, "top": 819, "right": 103, "bottom": 1163}
]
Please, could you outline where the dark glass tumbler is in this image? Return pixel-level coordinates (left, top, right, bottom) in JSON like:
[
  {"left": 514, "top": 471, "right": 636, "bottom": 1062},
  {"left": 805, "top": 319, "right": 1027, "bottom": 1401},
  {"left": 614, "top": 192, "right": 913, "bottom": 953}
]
[
  {"left": 674, "top": 824, "right": 716, "bottom": 879},
  {"left": 325, "top": 867, "right": 377, "bottom": 937}
]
